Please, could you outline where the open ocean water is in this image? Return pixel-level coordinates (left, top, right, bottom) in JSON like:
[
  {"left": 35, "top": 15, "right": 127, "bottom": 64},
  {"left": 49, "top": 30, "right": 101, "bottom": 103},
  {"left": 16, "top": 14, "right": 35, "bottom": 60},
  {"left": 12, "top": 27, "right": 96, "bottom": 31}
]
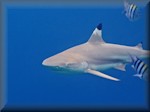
[{"left": 5, "top": 1, "right": 149, "bottom": 110}]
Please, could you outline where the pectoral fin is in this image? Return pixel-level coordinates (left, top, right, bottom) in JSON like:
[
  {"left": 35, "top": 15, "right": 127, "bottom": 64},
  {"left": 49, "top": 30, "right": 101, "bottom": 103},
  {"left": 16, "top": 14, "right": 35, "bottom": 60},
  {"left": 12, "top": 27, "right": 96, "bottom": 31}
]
[
  {"left": 85, "top": 69, "right": 120, "bottom": 81},
  {"left": 114, "top": 64, "right": 126, "bottom": 71}
]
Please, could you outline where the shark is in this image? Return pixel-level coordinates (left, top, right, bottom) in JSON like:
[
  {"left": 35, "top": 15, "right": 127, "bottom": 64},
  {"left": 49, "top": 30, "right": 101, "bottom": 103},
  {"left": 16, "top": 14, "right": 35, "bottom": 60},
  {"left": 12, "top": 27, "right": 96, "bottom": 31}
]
[{"left": 42, "top": 23, "right": 149, "bottom": 81}]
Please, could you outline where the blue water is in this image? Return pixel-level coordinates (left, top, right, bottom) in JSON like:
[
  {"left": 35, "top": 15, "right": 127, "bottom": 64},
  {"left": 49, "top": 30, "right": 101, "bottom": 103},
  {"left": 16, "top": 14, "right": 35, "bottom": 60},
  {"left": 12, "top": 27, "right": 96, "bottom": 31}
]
[{"left": 6, "top": 3, "right": 149, "bottom": 109}]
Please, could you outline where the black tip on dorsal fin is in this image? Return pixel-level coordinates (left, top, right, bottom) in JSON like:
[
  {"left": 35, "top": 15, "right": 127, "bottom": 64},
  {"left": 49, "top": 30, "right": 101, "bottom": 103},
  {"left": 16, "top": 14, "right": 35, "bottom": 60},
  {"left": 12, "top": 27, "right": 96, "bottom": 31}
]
[
  {"left": 97, "top": 23, "right": 102, "bottom": 30},
  {"left": 88, "top": 23, "right": 105, "bottom": 44}
]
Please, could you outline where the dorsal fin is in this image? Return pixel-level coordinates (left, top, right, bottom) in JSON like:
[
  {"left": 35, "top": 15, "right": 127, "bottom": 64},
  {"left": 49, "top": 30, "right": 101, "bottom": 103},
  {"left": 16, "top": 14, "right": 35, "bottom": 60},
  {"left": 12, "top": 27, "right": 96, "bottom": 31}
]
[
  {"left": 88, "top": 23, "right": 105, "bottom": 44},
  {"left": 135, "top": 42, "right": 143, "bottom": 49}
]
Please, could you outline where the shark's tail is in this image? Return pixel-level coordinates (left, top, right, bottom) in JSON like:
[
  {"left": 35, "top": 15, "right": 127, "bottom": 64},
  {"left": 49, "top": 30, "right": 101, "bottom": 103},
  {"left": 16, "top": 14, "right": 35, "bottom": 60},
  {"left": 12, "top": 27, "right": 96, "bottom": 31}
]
[
  {"left": 141, "top": 50, "right": 150, "bottom": 58},
  {"left": 146, "top": 51, "right": 150, "bottom": 57}
]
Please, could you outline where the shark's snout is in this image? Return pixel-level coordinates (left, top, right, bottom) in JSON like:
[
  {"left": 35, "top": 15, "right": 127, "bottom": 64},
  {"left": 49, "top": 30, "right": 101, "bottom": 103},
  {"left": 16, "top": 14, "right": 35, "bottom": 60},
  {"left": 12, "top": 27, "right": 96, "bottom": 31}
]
[
  {"left": 42, "top": 56, "right": 66, "bottom": 67},
  {"left": 42, "top": 57, "right": 69, "bottom": 72},
  {"left": 42, "top": 59, "right": 49, "bottom": 66}
]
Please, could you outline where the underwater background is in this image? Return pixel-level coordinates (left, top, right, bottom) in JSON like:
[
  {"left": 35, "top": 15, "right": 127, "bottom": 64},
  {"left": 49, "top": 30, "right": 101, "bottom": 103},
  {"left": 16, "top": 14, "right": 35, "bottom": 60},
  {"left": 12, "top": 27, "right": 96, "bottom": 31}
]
[{"left": 5, "top": 1, "right": 149, "bottom": 110}]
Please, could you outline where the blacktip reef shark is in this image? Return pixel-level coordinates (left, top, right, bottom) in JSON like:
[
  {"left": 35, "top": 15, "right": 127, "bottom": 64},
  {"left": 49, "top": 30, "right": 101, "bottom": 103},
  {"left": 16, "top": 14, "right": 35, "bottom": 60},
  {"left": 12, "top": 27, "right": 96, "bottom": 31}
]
[{"left": 42, "top": 23, "right": 149, "bottom": 81}]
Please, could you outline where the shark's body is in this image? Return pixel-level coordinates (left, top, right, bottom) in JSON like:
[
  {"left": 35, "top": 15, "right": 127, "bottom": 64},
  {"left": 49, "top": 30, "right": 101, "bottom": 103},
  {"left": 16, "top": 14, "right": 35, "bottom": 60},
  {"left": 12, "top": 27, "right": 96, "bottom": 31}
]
[{"left": 42, "top": 24, "right": 149, "bottom": 81}]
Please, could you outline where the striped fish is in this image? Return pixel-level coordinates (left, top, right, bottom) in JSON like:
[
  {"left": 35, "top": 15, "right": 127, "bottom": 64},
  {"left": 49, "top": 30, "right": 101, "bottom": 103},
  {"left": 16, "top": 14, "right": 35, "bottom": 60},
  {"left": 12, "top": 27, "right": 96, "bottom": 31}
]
[
  {"left": 131, "top": 56, "right": 149, "bottom": 80},
  {"left": 123, "top": 1, "right": 139, "bottom": 21}
]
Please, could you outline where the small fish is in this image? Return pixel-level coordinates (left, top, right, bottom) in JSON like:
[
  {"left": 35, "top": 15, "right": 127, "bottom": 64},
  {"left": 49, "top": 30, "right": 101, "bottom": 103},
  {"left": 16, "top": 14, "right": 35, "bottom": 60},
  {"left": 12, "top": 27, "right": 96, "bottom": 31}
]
[
  {"left": 131, "top": 56, "right": 149, "bottom": 80},
  {"left": 123, "top": 1, "right": 139, "bottom": 21}
]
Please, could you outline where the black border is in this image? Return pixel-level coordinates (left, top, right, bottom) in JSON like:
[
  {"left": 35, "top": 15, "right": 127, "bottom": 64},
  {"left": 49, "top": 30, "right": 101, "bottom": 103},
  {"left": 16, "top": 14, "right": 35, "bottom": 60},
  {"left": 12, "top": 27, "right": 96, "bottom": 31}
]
[
  {"left": 147, "top": 1, "right": 150, "bottom": 111},
  {"left": 1, "top": 0, "right": 150, "bottom": 112}
]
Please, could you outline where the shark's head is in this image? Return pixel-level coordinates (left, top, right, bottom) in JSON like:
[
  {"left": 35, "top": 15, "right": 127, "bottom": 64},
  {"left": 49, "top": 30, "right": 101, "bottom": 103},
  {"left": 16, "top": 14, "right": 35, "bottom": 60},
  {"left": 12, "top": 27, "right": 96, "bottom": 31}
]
[
  {"left": 42, "top": 52, "right": 84, "bottom": 72},
  {"left": 42, "top": 53, "right": 68, "bottom": 70}
]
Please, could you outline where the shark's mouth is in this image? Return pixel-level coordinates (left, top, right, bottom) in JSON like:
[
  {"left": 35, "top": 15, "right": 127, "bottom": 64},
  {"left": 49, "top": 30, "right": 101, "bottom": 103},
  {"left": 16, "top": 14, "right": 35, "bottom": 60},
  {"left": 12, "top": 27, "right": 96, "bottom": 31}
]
[
  {"left": 46, "top": 66, "right": 66, "bottom": 71},
  {"left": 44, "top": 65, "right": 77, "bottom": 72}
]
